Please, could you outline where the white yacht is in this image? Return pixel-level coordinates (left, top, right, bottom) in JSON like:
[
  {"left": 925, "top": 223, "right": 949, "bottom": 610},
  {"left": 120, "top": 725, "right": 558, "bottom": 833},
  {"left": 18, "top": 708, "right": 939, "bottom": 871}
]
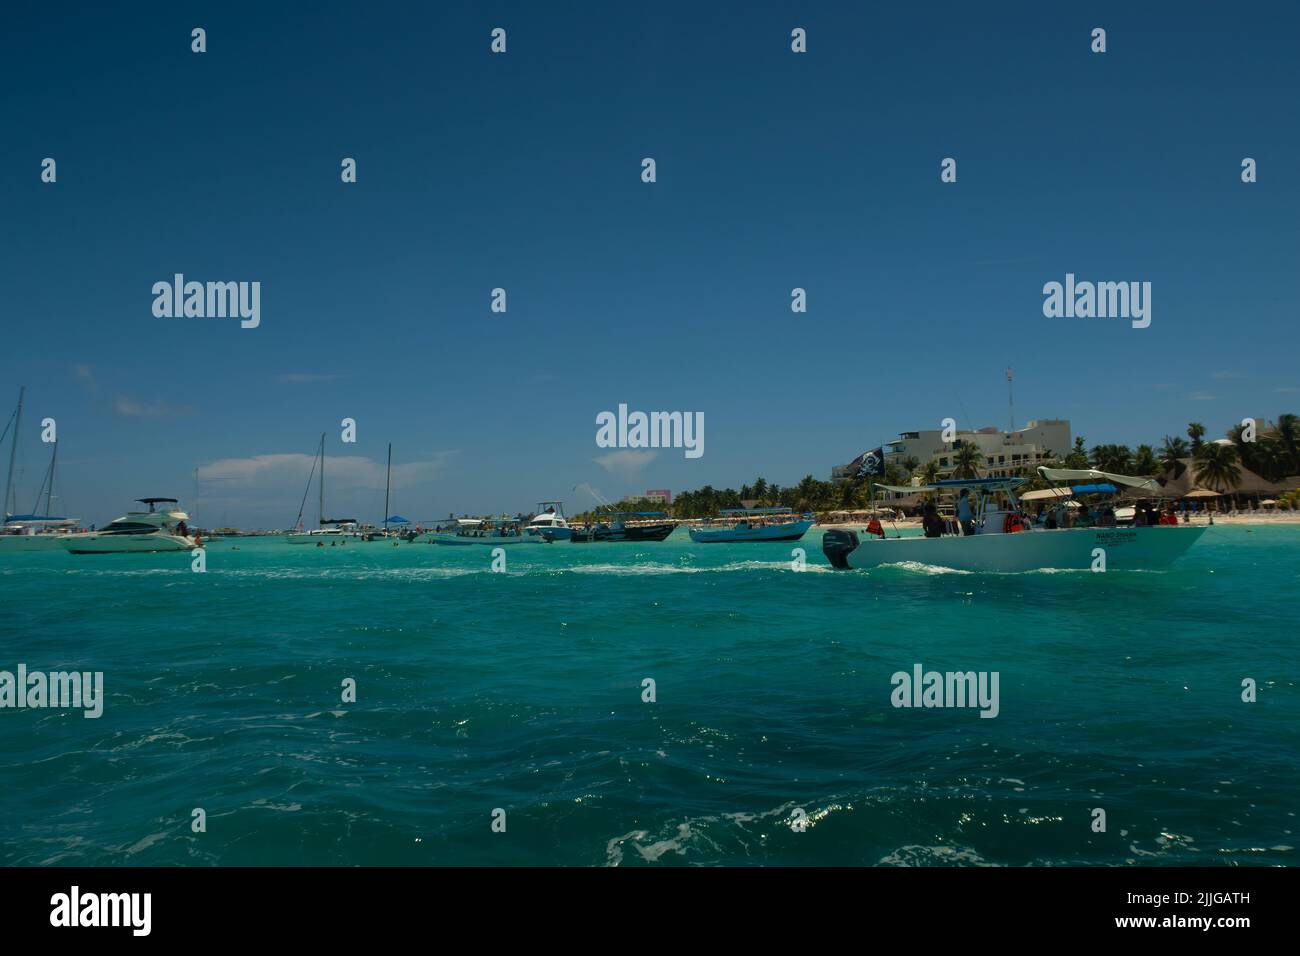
[
  {"left": 526, "top": 501, "right": 572, "bottom": 540},
  {"left": 60, "top": 498, "right": 197, "bottom": 554}
]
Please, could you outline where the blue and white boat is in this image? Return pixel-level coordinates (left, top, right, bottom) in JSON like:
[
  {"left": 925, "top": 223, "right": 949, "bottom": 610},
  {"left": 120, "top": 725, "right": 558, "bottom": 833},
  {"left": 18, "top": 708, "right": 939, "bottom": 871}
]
[
  {"left": 688, "top": 507, "right": 814, "bottom": 543},
  {"left": 425, "top": 516, "right": 545, "bottom": 545}
]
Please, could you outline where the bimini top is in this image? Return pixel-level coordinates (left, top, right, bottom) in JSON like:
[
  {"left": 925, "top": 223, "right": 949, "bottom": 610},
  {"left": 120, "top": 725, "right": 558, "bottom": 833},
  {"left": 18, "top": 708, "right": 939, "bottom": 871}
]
[
  {"left": 1070, "top": 483, "right": 1117, "bottom": 495},
  {"left": 720, "top": 507, "right": 792, "bottom": 515},
  {"left": 596, "top": 511, "right": 667, "bottom": 518},
  {"left": 875, "top": 477, "right": 1027, "bottom": 494},
  {"left": 135, "top": 497, "right": 180, "bottom": 513},
  {"left": 1036, "top": 466, "right": 1159, "bottom": 492}
]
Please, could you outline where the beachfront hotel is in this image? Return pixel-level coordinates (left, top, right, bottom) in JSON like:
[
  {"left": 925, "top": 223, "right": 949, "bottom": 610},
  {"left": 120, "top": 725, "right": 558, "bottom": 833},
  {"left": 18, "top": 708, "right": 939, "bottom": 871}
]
[{"left": 833, "top": 420, "right": 1073, "bottom": 483}]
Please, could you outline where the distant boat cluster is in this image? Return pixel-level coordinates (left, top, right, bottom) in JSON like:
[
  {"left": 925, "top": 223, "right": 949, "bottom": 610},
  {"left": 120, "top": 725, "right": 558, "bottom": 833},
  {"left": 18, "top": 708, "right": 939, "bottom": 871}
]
[{"left": 0, "top": 391, "right": 1224, "bottom": 571}]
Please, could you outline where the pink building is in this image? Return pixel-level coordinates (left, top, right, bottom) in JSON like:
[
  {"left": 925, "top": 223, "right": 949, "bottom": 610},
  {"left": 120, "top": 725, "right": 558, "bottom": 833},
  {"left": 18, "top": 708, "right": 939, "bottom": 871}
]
[{"left": 645, "top": 489, "right": 672, "bottom": 504}]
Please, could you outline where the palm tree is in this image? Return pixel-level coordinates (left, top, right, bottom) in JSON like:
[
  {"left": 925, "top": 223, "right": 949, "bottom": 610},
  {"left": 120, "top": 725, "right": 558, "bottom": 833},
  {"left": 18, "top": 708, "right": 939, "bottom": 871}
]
[
  {"left": 919, "top": 459, "right": 941, "bottom": 485},
  {"left": 752, "top": 477, "right": 768, "bottom": 501},
  {"left": 1090, "top": 444, "right": 1133, "bottom": 474},
  {"left": 1064, "top": 437, "right": 1089, "bottom": 469},
  {"left": 901, "top": 455, "right": 920, "bottom": 476},
  {"left": 1134, "top": 444, "right": 1158, "bottom": 475},
  {"left": 1159, "top": 436, "right": 1189, "bottom": 473},
  {"left": 1194, "top": 442, "right": 1242, "bottom": 494},
  {"left": 1275, "top": 414, "right": 1299, "bottom": 473},
  {"left": 1187, "top": 422, "right": 1206, "bottom": 452},
  {"left": 952, "top": 443, "right": 983, "bottom": 479}
]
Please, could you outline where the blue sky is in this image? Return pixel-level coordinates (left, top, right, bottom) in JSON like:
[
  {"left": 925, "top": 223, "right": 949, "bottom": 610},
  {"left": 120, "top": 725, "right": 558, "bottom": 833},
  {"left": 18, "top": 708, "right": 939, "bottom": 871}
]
[{"left": 2, "top": 2, "right": 1297, "bottom": 527}]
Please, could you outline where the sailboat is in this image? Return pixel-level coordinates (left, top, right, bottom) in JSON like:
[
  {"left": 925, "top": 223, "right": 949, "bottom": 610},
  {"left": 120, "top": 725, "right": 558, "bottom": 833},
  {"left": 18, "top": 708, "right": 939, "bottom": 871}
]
[
  {"left": 287, "top": 433, "right": 363, "bottom": 543},
  {"left": 0, "top": 386, "right": 79, "bottom": 551}
]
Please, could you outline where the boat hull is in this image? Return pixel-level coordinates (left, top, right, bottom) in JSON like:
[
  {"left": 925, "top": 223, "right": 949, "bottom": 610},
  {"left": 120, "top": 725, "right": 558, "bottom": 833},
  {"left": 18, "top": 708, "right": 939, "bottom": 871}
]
[
  {"left": 0, "top": 534, "right": 72, "bottom": 552},
  {"left": 824, "top": 525, "right": 1207, "bottom": 573},
  {"left": 424, "top": 532, "right": 543, "bottom": 546},
  {"left": 689, "top": 519, "right": 814, "bottom": 543},
  {"left": 61, "top": 532, "right": 196, "bottom": 555},
  {"left": 568, "top": 523, "right": 675, "bottom": 542}
]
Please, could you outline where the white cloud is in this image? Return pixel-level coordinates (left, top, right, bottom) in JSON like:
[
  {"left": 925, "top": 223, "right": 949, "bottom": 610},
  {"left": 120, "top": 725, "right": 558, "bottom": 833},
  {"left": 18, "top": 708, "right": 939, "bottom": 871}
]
[
  {"left": 593, "top": 450, "right": 657, "bottom": 479},
  {"left": 198, "top": 450, "right": 456, "bottom": 494},
  {"left": 114, "top": 395, "right": 193, "bottom": 417}
]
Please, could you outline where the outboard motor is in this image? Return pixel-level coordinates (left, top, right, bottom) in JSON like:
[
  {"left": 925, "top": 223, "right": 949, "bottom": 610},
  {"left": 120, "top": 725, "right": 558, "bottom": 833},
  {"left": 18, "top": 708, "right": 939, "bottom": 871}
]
[{"left": 821, "top": 528, "right": 860, "bottom": 569}]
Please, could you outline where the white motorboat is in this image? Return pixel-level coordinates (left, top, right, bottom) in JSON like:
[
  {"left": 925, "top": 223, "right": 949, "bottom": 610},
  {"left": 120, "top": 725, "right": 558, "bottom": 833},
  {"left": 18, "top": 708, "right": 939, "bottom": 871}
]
[
  {"left": 60, "top": 498, "right": 197, "bottom": 554},
  {"left": 526, "top": 501, "right": 572, "bottom": 540},
  {"left": 823, "top": 470, "right": 1206, "bottom": 573}
]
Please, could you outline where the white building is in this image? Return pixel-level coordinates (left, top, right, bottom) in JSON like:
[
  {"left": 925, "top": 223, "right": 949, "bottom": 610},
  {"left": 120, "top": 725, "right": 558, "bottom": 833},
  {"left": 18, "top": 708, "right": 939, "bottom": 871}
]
[
  {"left": 833, "top": 420, "right": 1073, "bottom": 495},
  {"left": 887, "top": 419, "right": 1072, "bottom": 478}
]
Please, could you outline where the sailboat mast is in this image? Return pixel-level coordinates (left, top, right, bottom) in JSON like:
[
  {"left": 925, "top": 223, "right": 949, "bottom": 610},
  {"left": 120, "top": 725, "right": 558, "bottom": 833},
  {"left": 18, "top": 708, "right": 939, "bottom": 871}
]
[
  {"left": 383, "top": 443, "right": 392, "bottom": 530},
  {"left": 45, "top": 438, "right": 57, "bottom": 517},
  {"left": 4, "top": 386, "right": 24, "bottom": 519},
  {"left": 318, "top": 432, "right": 326, "bottom": 527}
]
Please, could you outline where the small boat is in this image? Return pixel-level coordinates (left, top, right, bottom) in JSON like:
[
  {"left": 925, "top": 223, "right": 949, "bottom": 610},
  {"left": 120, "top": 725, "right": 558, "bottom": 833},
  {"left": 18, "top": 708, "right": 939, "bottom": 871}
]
[
  {"left": 287, "top": 433, "right": 366, "bottom": 544},
  {"left": 567, "top": 512, "right": 675, "bottom": 542},
  {"left": 425, "top": 516, "right": 545, "bottom": 545},
  {"left": 0, "top": 386, "right": 79, "bottom": 551},
  {"left": 526, "top": 501, "right": 572, "bottom": 540},
  {"left": 60, "top": 498, "right": 197, "bottom": 554},
  {"left": 688, "top": 507, "right": 814, "bottom": 543},
  {"left": 822, "top": 470, "right": 1207, "bottom": 573}
]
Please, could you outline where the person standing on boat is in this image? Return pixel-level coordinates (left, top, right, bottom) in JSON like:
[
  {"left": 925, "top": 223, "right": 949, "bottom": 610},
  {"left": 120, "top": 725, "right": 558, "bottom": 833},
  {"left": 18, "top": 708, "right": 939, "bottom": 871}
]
[{"left": 956, "top": 489, "right": 975, "bottom": 536}]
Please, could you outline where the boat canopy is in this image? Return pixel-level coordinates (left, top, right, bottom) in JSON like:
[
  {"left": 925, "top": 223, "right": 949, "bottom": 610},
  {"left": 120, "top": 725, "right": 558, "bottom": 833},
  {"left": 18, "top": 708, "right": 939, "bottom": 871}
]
[
  {"left": 1071, "top": 483, "right": 1117, "bottom": 495},
  {"left": 720, "top": 507, "right": 792, "bottom": 515},
  {"left": 875, "top": 477, "right": 1026, "bottom": 494},
  {"left": 596, "top": 511, "right": 667, "bottom": 517},
  {"left": 1036, "top": 466, "right": 1159, "bottom": 492},
  {"left": 5, "top": 513, "right": 71, "bottom": 522},
  {"left": 385, "top": 515, "right": 411, "bottom": 524}
]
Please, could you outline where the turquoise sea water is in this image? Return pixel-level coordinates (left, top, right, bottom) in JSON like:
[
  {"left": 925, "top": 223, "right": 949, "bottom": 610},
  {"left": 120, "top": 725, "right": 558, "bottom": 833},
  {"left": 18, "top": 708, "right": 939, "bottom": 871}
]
[{"left": 1, "top": 525, "right": 1296, "bottom": 867}]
